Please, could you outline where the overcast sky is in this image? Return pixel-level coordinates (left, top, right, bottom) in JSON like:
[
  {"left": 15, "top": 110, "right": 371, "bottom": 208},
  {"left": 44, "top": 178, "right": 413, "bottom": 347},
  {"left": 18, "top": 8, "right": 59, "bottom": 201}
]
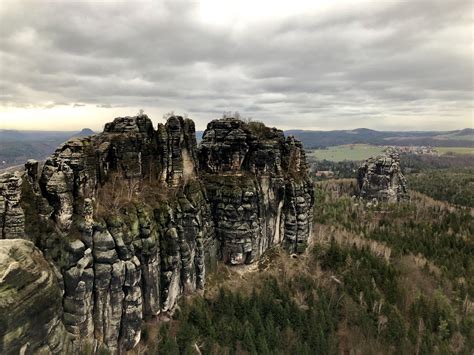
[{"left": 0, "top": 0, "right": 472, "bottom": 131}]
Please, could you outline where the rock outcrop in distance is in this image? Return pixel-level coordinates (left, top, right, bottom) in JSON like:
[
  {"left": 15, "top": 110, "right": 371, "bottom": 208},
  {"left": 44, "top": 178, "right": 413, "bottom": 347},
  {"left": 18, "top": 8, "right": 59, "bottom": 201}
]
[
  {"left": 357, "top": 152, "right": 408, "bottom": 203},
  {"left": 0, "top": 115, "right": 314, "bottom": 354}
]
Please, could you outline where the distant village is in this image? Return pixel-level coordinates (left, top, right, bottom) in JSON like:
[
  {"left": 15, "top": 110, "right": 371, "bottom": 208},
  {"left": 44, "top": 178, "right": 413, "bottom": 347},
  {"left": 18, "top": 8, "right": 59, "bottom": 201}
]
[{"left": 384, "top": 145, "right": 438, "bottom": 155}]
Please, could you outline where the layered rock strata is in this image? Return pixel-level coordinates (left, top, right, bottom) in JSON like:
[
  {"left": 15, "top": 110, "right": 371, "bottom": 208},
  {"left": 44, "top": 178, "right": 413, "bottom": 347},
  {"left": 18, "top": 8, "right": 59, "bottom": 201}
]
[
  {"left": 0, "top": 115, "right": 312, "bottom": 353},
  {"left": 0, "top": 239, "right": 71, "bottom": 354},
  {"left": 357, "top": 152, "right": 408, "bottom": 203},
  {"left": 0, "top": 172, "right": 25, "bottom": 239},
  {"left": 198, "top": 118, "right": 314, "bottom": 263}
]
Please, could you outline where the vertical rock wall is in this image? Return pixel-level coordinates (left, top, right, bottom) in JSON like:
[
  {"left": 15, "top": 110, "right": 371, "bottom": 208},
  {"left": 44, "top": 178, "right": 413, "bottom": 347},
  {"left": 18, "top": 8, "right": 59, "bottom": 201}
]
[
  {"left": 0, "top": 115, "right": 313, "bottom": 353},
  {"left": 357, "top": 153, "right": 408, "bottom": 203},
  {"left": 0, "top": 172, "right": 25, "bottom": 239},
  {"left": 198, "top": 118, "right": 314, "bottom": 264},
  {"left": 0, "top": 239, "right": 71, "bottom": 355}
]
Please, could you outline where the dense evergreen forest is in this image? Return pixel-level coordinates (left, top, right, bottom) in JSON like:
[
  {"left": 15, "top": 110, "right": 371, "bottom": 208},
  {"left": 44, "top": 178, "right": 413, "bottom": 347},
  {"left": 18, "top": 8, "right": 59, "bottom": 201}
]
[
  {"left": 400, "top": 153, "right": 474, "bottom": 172},
  {"left": 132, "top": 177, "right": 473, "bottom": 354},
  {"left": 407, "top": 169, "right": 474, "bottom": 207},
  {"left": 308, "top": 158, "right": 359, "bottom": 180},
  {"left": 308, "top": 153, "right": 474, "bottom": 182}
]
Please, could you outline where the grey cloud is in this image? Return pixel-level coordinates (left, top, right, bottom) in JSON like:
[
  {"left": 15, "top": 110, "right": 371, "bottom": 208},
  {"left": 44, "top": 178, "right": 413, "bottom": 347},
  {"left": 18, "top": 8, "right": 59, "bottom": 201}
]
[{"left": 0, "top": 0, "right": 472, "bottom": 130}]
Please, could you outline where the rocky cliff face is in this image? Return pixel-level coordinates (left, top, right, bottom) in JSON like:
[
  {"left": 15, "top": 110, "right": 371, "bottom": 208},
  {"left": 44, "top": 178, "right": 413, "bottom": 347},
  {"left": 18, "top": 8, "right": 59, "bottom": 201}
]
[
  {"left": 0, "top": 115, "right": 313, "bottom": 354},
  {"left": 199, "top": 118, "right": 314, "bottom": 263},
  {"left": 0, "top": 239, "right": 71, "bottom": 354},
  {"left": 357, "top": 153, "right": 408, "bottom": 203},
  {"left": 0, "top": 172, "right": 25, "bottom": 239}
]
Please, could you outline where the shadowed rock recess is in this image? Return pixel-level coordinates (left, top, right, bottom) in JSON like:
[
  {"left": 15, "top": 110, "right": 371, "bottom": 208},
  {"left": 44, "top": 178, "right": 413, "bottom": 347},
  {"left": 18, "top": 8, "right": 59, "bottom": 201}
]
[{"left": 0, "top": 115, "right": 313, "bottom": 354}]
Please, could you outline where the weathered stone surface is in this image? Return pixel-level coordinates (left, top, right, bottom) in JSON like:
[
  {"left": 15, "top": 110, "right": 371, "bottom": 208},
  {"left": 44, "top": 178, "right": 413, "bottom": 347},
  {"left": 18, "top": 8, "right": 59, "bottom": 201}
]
[
  {"left": 0, "top": 173, "right": 25, "bottom": 239},
  {"left": 0, "top": 239, "right": 71, "bottom": 354},
  {"left": 0, "top": 115, "right": 313, "bottom": 353},
  {"left": 198, "top": 118, "right": 314, "bottom": 261},
  {"left": 357, "top": 152, "right": 408, "bottom": 203}
]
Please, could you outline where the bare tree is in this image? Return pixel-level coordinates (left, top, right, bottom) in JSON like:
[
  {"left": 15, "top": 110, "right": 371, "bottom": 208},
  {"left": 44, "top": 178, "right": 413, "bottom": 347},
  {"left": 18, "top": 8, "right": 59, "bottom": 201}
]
[
  {"left": 163, "top": 111, "right": 175, "bottom": 120},
  {"left": 127, "top": 178, "right": 141, "bottom": 201},
  {"left": 222, "top": 111, "right": 242, "bottom": 119}
]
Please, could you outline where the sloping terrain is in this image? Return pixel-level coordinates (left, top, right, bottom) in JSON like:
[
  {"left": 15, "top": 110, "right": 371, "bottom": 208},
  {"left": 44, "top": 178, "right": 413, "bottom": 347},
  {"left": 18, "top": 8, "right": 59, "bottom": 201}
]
[{"left": 135, "top": 181, "right": 473, "bottom": 354}]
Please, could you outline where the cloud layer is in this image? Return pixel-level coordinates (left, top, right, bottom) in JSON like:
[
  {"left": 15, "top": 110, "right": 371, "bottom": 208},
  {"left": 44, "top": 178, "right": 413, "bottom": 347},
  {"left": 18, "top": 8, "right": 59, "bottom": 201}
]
[{"left": 0, "top": 0, "right": 472, "bottom": 130}]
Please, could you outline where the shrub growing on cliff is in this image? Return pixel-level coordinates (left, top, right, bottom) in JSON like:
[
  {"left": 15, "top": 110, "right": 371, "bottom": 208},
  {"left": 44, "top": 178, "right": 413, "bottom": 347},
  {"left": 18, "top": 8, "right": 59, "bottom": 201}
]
[{"left": 247, "top": 120, "right": 269, "bottom": 141}]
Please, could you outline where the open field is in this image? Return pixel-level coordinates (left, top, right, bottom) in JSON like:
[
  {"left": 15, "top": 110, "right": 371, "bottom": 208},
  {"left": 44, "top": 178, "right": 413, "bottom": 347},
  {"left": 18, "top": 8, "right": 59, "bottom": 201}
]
[
  {"left": 436, "top": 146, "right": 474, "bottom": 155},
  {"left": 308, "top": 144, "right": 385, "bottom": 162}
]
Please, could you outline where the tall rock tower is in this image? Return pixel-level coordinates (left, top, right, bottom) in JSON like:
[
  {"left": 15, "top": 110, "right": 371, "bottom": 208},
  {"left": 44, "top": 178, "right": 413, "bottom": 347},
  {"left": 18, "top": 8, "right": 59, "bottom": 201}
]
[
  {"left": 357, "top": 152, "right": 408, "bottom": 203},
  {"left": 198, "top": 117, "right": 314, "bottom": 264}
]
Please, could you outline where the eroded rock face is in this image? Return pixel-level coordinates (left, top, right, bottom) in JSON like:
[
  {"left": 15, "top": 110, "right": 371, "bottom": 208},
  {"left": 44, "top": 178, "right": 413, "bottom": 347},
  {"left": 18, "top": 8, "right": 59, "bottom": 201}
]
[
  {"left": 0, "top": 239, "right": 71, "bottom": 354},
  {"left": 0, "top": 115, "right": 312, "bottom": 353},
  {"left": 357, "top": 153, "right": 408, "bottom": 203},
  {"left": 198, "top": 118, "right": 314, "bottom": 263},
  {"left": 0, "top": 173, "right": 25, "bottom": 239}
]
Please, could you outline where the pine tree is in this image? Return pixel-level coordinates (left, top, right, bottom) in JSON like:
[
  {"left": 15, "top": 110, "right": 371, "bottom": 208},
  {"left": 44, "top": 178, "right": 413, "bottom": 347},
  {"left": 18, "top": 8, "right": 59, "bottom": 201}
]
[{"left": 242, "top": 327, "right": 257, "bottom": 353}]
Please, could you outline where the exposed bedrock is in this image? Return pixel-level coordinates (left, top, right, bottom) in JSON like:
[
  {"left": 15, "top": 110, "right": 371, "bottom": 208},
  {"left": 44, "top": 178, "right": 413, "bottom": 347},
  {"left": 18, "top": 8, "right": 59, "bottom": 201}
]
[
  {"left": 0, "top": 115, "right": 312, "bottom": 353},
  {"left": 0, "top": 239, "right": 71, "bottom": 354},
  {"left": 0, "top": 172, "right": 25, "bottom": 239},
  {"left": 357, "top": 152, "right": 408, "bottom": 203},
  {"left": 198, "top": 118, "right": 314, "bottom": 263}
]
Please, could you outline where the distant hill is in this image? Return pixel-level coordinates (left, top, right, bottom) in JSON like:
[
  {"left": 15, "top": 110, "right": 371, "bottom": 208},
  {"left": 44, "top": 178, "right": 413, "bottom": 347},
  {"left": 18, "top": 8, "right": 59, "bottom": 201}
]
[
  {"left": 200, "top": 127, "right": 473, "bottom": 147},
  {"left": 0, "top": 128, "right": 95, "bottom": 169},
  {"left": 1, "top": 127, "right": 471, "bottom": 170},
  {"left": 284, "top": 128, "right": 473, "bottom": 149},
  {"left": 454, "top": 128, "right": 474, "bottom": 136},
  {"left": 75, "top": 128, "right": 95, "bottom": 137}
]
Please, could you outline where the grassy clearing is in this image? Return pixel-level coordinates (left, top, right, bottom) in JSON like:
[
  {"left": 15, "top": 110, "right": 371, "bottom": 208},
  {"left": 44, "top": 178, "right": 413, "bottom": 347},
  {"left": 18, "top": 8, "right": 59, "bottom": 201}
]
[
  {"left": 433, "top": 133, "right": 474, "bottom": 141},
  {"left": 308, "top": 144, "right": 385, "bottom": 162},
  {"left": 308, "top": 145, "right": 474, "bottom": 162},
  {"left": 436, "top": 147, "right": 474, "bottom": 155}
]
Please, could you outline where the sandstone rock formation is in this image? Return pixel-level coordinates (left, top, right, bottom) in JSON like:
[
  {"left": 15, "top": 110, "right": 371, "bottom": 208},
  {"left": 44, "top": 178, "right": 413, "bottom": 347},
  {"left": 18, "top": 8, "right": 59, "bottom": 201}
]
[
  {"left": 0, "top": 115, "right": 313, "bottom": 353},
  {"left": 199, "top": 118, "right": 314, "bottom": 263},
  {"left": 357, "top": 153, "right": 408, "bottom": 203},
  {"left": 0, "top": 239, "right": 71, "bottom": 354},
  {"left": 0, "top": 172, "right": 25, "bottom": 239}
]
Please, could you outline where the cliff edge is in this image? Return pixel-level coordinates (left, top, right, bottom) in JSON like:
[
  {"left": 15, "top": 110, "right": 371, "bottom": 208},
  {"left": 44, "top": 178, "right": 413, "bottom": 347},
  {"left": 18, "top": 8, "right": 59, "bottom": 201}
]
[{"left": 0, "top": 115, "right": 314, "bottom": 353}]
